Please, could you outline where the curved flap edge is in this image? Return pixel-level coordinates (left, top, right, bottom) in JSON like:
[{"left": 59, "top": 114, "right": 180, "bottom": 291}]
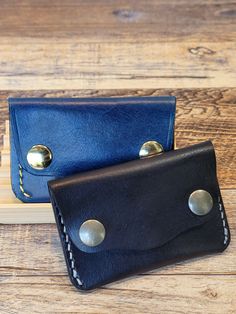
[
  {"left": 48, "top": 141, "right": 220, "bottom": 254},
  {"left": 9, "top": 96, "right": 176, "bottom": 177}
]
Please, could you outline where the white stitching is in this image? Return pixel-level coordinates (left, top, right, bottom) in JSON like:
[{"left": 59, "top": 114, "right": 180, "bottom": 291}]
[
  {"left": 57, "top": 211, "right": 82, "bottom": 286},
  {"left": 19, "top": 164, "right": 31, "bottom": 198},
  {"left": 218, "top": 196, "right": 229, "bottom": 245},
  {"left": 54, "top": 195, "right": 227, "bottom": 287}
]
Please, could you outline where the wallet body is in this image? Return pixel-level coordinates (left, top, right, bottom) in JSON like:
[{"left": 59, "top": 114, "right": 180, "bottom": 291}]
[
  {"left": 9, "top": 96, "right": 176, "bottom": 202},
  {"left": 48, "top": 141, "right": 230, "bottom": 290}
]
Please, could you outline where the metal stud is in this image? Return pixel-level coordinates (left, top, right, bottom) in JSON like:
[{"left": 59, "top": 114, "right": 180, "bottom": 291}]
[
  {"left": 139, "top": 141, "right": 163, "bottom": 158},
  {"left": 27, "top": 145, "right": 52, "bottom": 170},
  {"left": 188, "top": 190, "right": 213, "bottom": 216},
  {"left": 79, "top": 220, "right": 106, "bottom": 247}
]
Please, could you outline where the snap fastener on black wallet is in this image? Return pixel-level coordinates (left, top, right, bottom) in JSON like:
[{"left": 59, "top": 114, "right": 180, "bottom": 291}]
[
  {"left": 48, "top": 141, "right": 230, "bottom": 291},
  {"left": 79, "top": 220, "right": 106, "bottom": 247},
  {"left": 188, "top": 190, "right": 213, "bottom": 216}
]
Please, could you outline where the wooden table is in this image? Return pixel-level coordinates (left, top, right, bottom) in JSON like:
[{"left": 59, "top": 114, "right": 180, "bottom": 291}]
[{"left": 0, "top": 1, "right": 235, "bottom": 313}]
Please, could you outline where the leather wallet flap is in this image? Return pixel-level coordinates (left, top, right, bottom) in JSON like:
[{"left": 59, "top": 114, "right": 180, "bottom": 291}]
[
  {"left": 49, "top": 141, "right": 225, "bottom": 254},
  {"left": 9, "top": 96, "right": 176, "bottom": 178}
]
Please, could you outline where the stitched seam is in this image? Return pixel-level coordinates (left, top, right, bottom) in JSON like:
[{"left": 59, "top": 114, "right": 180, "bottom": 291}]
[
  {"left": 12, "top": 109, "right": 26, "bottom": 169},
  {"left": 19, "top": 164, "right": 31, "bottom": 198},
  {"left": 218, "top": 196, "right": 229, "bottom": 245},
  {"left": 166, "top": 100, "right": 175, "bottom": 150},
  {"left": 167, "top": 111, "right": 173, "bottom": 150},
  {"left": 56, "top": 207, "right": 83, "bottom": 286}
]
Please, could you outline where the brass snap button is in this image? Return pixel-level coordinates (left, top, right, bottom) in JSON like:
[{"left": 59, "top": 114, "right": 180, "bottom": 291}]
[
  {"left": 188, "top": 190, "right": 213, "bottom": 216},
  {"left": 79, "top": 220, "right": 106, "bottom": 247},
  {"left": 139, "top": 141, "right": 163, "bottom": 158},
  {"left": 27, "top": 145, "right": 52, "bottom": 170}
]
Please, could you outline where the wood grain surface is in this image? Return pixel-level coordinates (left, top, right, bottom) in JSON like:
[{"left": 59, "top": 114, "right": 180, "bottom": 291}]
[
  {"left": 0, "top": 0, "right": 236, "bottom": 313},
  {"left": 0, "top": 1, "right": 235, "bottom": 89}
]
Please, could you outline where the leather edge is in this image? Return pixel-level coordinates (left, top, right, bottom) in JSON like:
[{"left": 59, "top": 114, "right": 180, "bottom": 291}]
[{"left": 49, "top": 187, "right": 85, "bottom": 291}]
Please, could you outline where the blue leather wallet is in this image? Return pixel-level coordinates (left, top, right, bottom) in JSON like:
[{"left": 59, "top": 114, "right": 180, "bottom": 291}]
[{"left": 9, "top": 96, "right": 176, "bottom": 202}]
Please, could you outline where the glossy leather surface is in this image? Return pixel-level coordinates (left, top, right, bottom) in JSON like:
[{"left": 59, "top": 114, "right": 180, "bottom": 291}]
[
  {"left": 48, "top": 141, "right": 230, "bottom": 290},
  {"left": 9, "top": 96, "right": 176, "bottom": 202}
]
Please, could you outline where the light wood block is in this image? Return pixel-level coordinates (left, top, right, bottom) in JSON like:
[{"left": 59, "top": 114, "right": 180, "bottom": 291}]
[
  {"left": 3, "top": 135, "right": 9, "bottom": 149},
  {"left": 0, "top": 122, "right": 54, "bottom": 223},
  {"left": 0, "top": 203, "right": 54, "bottom": 224},
  {"left": 0, "top": 167, "right": 11, "bottom": 178},
  {"left": 0, "top": 177, "right": 10, "bottom": 185},
  {"left": 1, "top": 149, "right": 10, "bottom": 166},
  {"left": 5, "top": 120, "right": 9, "bottom": 133}
]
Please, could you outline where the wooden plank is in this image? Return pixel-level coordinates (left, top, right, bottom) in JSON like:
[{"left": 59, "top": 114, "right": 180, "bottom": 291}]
[
  {"left": 0, "top": 1, "right": 235, "bottom": 90},
  {"left": 0, "top": 41, "right": 235, "bottom": 89},
  {"left": 0, "top": 0, "right": 235, "bottom": 42},
  {"left": 0, "top": 275, "right": 235, "bottom": 314},
  {"left": 0, "top": 190, "right": 235, "bottom": 276}
]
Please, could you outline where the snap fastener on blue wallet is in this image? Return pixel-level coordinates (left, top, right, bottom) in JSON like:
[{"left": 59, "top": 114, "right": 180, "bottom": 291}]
[
  {"left": 139, "top": 140, "right": 163, "bottom": 158},
  {"left": 48, "top": 141, "right": 230, "bottom": 291},
  {"left": 9, "top": 96, "right": 176, "bottom": 202},
  {"left": 27, "top": 144, "right": 53, "bottom": 170}
]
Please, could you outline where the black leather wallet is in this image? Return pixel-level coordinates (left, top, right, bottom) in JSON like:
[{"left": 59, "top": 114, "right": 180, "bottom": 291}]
[{"left": 48, "top": 141, "right": 230, "bottom": 290}]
